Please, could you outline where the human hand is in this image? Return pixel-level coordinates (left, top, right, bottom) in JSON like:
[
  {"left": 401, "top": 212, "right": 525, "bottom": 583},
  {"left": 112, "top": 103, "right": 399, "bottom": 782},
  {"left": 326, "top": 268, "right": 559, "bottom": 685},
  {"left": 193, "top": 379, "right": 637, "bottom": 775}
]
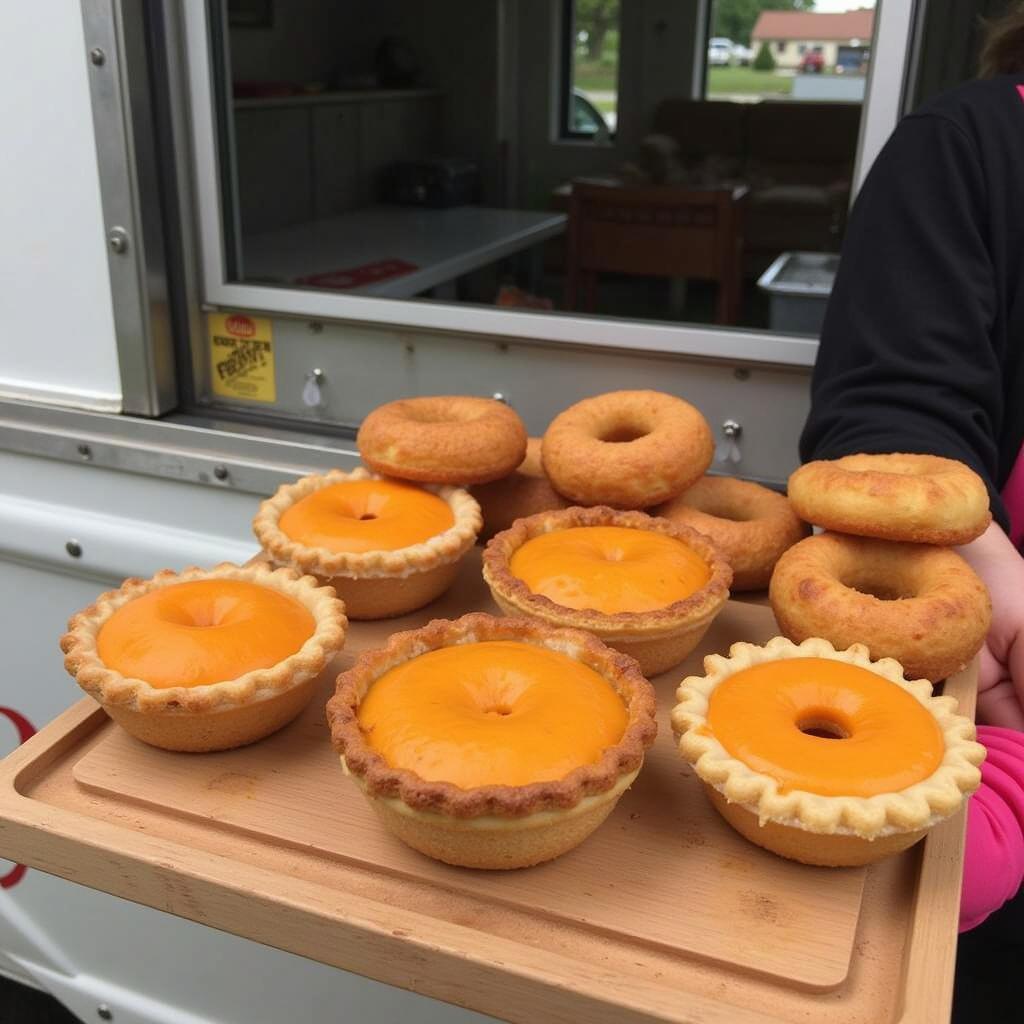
[{"left": 959, "top": 523, "right": 1024, "bottom": 729}]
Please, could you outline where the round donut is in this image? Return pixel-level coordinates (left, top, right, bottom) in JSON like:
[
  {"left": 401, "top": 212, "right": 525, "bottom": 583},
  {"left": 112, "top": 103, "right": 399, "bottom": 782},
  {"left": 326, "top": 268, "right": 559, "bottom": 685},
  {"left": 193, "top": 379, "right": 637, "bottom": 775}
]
[
  {"left": 471, "top": 439, "right": 570, "bottom": 540},
  {"left": 357, "top": 396, "right": 528, "bottom": 485},
  {"left": 769, "top": 532, "right": 991, "bottom": 682},
  {"left": 542, "top": 390, "right": 713, "bottom": 509},
  {"left": 788, "top": 453, "right": 991, "bottom": 545},
  {"left": 653, "top": 476, "right": 809, "bottom": 591}
]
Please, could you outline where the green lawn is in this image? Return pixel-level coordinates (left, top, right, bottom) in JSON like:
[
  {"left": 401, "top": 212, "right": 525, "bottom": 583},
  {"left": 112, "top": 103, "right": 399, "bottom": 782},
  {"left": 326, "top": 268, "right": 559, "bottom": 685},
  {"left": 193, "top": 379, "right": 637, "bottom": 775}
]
[
  {"left": 706, "top": 66, "right": 792, "bottom": 97},
  {"left": 574, "top": 60, "right": 617, "bottom": 93},
  {"left": 576, "top": 63, "right": 792, "bottom": 108}
]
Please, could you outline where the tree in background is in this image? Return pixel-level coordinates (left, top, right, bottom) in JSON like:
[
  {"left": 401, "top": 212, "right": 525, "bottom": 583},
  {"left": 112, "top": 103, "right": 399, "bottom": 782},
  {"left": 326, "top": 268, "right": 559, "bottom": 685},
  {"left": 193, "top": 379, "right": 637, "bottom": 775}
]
[
  {"left": 713, "top": 0, "right": 814, "bottom": 46},
  {"left": 753, "top": 41, "right": 777, "bottom": 71},
  {"left": 575, "top": 0, "right": 620, "bottom": 62}
]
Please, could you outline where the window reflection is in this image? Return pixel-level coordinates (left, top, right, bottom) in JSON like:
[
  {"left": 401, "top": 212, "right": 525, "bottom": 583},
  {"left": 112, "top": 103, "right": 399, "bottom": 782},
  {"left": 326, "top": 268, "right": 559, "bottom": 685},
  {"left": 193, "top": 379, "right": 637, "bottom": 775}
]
[{"left": 218, "top": 0, "right": 875, "bottom": 336}]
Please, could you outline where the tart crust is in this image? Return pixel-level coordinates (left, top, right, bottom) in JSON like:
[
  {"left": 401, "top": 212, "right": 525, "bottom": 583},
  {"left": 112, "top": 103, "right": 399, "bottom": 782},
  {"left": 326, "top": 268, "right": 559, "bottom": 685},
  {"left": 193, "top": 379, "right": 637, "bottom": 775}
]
[
  {"left": 671, "top": 635, "right": 985, "bottom": 866},
  {"left": 482, "top": 506, "right": 732, "bottom": 675},
  {"left": 253, "top": 467, "right": 481, "bottom": 619},
  {"left": 61, "top": 562, "right": 347, "bottom": 751},
  {"left": 326, "top": 612, "right": 657, "bottom": 868}
]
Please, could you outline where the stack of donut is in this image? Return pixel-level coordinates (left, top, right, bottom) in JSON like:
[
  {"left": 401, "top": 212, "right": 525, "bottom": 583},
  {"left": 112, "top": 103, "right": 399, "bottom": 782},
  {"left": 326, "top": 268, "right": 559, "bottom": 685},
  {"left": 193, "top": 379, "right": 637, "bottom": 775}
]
[
  {"left": 771, "top": 453, "right": 993, "bottom": 682},
  {"left": 357, "top": 390, "right": 809, "bottom": 590}
]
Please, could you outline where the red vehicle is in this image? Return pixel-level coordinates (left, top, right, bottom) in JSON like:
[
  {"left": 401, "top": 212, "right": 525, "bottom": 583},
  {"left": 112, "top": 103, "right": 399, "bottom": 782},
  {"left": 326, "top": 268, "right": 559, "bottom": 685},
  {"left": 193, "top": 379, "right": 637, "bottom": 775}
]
[{"left": 799, "top": 49, "right": 825, "bottom": 73}]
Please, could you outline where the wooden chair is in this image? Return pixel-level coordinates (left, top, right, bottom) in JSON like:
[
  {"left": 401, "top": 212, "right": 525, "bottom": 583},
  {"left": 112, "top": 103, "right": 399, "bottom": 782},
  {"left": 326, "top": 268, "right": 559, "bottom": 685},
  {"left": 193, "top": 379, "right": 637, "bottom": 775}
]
[{"left": 564, "top": 182, "right": 748, "bottom": 325}]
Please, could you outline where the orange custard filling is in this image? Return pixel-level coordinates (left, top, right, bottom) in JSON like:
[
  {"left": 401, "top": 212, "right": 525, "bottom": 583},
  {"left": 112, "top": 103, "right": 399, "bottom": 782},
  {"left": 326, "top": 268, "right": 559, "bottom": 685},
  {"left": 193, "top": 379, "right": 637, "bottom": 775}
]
[
  {"left": 97, "top": 580, "right": 315, "bottom": 689},
  {"left": 358, "top": 641, "right": 628, "bottom": 788},
  {"left": 278, "top": 479, "right": 454, "bottom": 554},
  {"left": 706, "top": 658, "right": 945, "bottom": 798},
  {"left": 509, "top": 526, "right": 711, "bottom": 614}
]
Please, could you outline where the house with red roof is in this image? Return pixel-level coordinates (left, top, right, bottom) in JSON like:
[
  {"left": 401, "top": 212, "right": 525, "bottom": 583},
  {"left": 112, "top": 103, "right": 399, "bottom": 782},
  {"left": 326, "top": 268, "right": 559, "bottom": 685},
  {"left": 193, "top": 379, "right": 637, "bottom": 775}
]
[{"left": 751, "top": 9, "right": 874, "bottom": 72}]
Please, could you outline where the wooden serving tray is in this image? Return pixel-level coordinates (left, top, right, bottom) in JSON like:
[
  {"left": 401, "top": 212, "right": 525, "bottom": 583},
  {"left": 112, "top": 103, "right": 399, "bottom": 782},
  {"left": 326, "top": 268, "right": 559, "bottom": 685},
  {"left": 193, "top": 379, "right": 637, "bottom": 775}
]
[{"left": 0, "top": 552, "right": 973, "bottom": 1023}]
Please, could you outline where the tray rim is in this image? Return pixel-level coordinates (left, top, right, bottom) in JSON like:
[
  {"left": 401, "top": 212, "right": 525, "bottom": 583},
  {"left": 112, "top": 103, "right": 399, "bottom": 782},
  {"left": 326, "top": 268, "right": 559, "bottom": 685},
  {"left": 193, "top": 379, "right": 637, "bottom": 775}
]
[{"left": 0, "top": 661, "right": 975, "bottom": 1024}]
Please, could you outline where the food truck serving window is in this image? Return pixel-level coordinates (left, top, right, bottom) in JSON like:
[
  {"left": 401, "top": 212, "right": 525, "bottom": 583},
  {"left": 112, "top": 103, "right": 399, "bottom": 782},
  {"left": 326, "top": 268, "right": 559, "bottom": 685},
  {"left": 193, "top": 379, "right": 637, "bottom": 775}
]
[{"left": 178, "top": 0, "right": 916, "bottom": 375}]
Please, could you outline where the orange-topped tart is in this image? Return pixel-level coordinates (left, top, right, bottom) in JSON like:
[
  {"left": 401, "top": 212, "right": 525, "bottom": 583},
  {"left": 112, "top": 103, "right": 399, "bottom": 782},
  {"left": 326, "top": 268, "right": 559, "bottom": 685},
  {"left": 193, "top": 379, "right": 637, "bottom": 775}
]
[
  {"left": 509, "top": 525, "right": 712, "bottom": 614},
  {"left": 254, "top": 467, "right": 481, "bottom": 620},
  {"left": 327, "top": 613, "right": 657, "bottom": 869},
  {"left": 671, "top": 636, "right": 985, "bottom": 866},
  {"left": 482, "top": 506, "right": 732, "bottom": 676},
  {"left": 61, "top": 563, "right": 347, "bottom": 752},
  {"left": 278, "top": 478, "right": 455, "bottom": 553}
]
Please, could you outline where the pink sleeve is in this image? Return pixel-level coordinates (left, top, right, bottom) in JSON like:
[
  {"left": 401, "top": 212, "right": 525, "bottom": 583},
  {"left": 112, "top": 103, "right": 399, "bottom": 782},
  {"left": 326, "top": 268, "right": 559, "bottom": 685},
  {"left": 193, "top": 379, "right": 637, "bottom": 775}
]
[{"left": 960, "top": 725, "right": 1024, "bottom": 932}]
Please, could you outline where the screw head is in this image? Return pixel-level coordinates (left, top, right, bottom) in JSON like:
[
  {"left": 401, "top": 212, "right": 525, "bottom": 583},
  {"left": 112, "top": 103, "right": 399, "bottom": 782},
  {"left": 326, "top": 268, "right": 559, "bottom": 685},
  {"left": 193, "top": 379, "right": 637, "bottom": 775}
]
[
  {"left": 66, "top": 540, "right": 83, "bottom": 559},
  {"left": 97, "top": 1005, "right": 113, "bottom": 1021},
  {"left": 213, "top": 465, "right": 229, "bottom": 481},
  {"left": 77, "top": 443, "right": 93, "bottom": 460},
  {"left": 734, "top": 368, "right": 751, "bottom": 381},
  {"left": 107, "top": 228, "right": 129, "bottom": 254},
  {"left": 89, "top": 48, "right": 106, "bottom": 66}
]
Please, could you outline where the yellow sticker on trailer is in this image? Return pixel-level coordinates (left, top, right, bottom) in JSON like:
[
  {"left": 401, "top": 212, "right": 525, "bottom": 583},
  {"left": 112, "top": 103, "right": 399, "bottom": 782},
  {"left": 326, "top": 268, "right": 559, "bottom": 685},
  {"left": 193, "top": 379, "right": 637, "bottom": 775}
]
[{"left": 209, "top": 313, "right": 276, "bottom": 402}]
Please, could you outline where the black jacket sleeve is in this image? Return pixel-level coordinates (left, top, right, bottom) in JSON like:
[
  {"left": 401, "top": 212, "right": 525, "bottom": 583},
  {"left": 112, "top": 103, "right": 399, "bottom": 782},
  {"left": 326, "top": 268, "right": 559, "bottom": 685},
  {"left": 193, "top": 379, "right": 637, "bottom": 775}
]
[{"left": 800, "top": 112, "right": 1007, "bottom": 528}]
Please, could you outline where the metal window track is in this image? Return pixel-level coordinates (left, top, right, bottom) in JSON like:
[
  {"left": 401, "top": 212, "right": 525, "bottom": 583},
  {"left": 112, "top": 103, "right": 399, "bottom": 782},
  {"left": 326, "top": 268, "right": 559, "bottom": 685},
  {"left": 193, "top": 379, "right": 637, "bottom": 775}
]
[{"left": 0, "top": 400, "right": 359, "bottom": 496}]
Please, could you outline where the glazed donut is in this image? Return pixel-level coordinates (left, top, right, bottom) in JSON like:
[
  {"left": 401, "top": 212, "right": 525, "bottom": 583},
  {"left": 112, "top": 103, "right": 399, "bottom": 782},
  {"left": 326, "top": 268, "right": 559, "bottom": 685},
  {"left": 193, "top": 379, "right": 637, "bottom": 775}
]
[
  {"left": 542, "top": 390, "right": 713, "bottom": 509},
  {"left": 788, "top": 453, "right": 991, "bottom": 545},
  {"left": 653, "top": 476, "right": 809, "bottom": 590},
  {"left": 357, "top": 396, "right": 527, "bottom": 485},
  {"left": 471, "top": 439, "right": 570, "bottom": 540},
  {"left": 769, "top": 532, "right": 991, "bottom": 682}
]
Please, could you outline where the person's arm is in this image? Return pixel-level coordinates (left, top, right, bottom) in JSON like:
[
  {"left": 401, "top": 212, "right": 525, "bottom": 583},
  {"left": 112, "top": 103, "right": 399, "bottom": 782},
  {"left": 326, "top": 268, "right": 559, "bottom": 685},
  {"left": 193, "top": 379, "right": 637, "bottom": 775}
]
[{"left": 801, "top": 112, "right": 1008, "bottom": 527}]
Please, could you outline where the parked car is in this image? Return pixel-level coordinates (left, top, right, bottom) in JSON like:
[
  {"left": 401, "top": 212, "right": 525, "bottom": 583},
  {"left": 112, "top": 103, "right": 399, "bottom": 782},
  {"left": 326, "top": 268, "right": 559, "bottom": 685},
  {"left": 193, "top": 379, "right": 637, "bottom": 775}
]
[
  {"left": 835, "top": 46, "right": 870, "bottom": 75},
  {"left": 572, "top": 89, "right": 612, "bottom": 137},
  {"left": 799, "top": 49, "right": 826, "bottom": 73},
  {"left": 707, "top": 37, "right": 734, "bottom": 67},
  {"left": 731, "top": 44, "right": 754, "bottom": 66}
]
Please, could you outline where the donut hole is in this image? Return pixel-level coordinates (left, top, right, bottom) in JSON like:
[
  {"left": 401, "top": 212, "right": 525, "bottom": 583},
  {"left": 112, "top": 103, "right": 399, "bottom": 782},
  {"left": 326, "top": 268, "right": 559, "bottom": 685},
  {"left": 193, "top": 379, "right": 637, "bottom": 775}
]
[
  {"left": 797, "top": 715, "right": 849, "bottom": 740},
  {"left": 598, "top": 421, "right": 650, "bottom": 444},
  {"left": 841, "top": 574, "right": 916, "bottom": 602},
  {"left": 860, "top": 583, "right": 914, "bottom": 601},
  {"left": 693, "top": 501, "right": 755, "bottom": 523}
]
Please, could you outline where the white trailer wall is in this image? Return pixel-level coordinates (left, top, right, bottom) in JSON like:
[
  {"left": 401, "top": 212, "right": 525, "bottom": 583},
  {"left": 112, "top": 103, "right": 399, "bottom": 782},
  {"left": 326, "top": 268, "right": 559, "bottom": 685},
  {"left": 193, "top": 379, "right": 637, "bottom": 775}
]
[{"left": 0, "top": 2, "right": 121, "bottom": 412}]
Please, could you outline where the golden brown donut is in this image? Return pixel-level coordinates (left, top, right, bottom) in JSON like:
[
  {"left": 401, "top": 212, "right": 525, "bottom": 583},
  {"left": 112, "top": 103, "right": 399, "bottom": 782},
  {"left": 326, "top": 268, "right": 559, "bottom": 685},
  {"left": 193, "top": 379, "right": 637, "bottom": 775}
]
[
  {"left": 357, "top": 396, "right": 527, "bottom": 485},
  {"left": 470, "top": 439, "right": 570, "bottom": 540},
  {"left": 519, "top": 435, "right": 544, "bottom": 476},
  {"left": 653, "top": 476, "right": 809, "bottom": 590},
  {"left": 542, "top": 390, "right": 713, "bottom": 509},
  {"left": 788, "top": 453, "right": 991, "bottom": 545},
  {"left": 769, "top": 532, "right": 991, "bottom": 682}
]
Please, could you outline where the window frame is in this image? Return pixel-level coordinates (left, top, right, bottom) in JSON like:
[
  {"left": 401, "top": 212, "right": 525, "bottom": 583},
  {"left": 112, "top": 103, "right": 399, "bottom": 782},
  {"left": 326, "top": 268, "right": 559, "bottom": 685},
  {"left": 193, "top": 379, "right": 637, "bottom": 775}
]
[
  {"left": 180, "top": 0, "right": 916, "bottom": 375},
  {"left": 558, "top": 0, "right": 619, "bottom": 142}
]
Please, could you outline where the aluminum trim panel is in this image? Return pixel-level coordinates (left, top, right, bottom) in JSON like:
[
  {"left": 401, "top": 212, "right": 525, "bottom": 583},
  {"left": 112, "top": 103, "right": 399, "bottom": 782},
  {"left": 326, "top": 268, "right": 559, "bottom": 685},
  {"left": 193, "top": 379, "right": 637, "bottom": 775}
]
[{"left": 80, "top": 0, "right": 178, "bottom": 416}]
